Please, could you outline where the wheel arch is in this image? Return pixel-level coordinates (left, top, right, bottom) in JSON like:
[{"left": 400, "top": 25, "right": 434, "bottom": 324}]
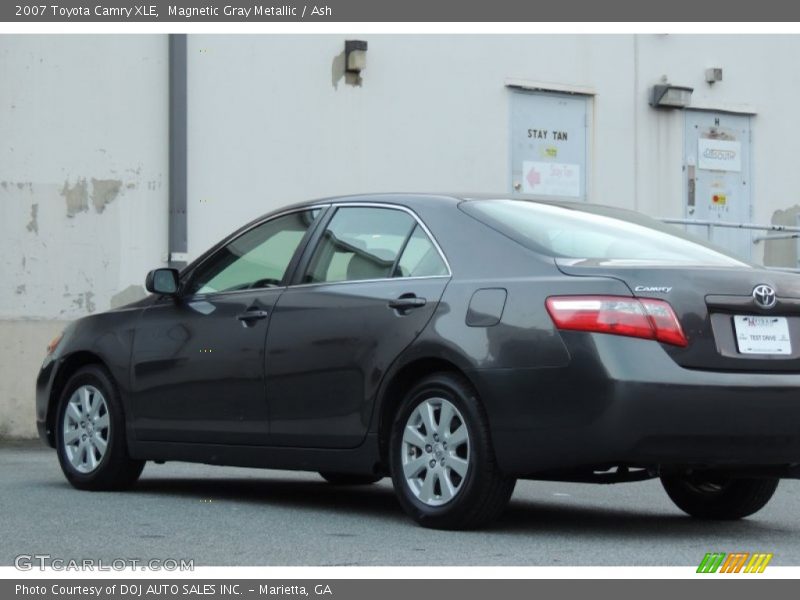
[
  {"left": 375, "top": 353, "right": 478, "bottom": 470},
  {"left": 46, "top": 351, "right": 110, "bottom": 446}
]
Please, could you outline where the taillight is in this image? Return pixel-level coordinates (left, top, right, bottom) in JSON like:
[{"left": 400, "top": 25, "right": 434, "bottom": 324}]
[{"left": 545, "top": 295, "right": 688, "bottom": 347}]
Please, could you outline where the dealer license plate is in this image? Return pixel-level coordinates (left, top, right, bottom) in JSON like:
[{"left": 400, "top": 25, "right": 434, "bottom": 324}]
[{"left": 733, "top": 315, "right": 792, "bottom": 355}]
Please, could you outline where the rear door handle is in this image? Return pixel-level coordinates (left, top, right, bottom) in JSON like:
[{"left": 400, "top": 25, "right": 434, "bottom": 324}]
[
  {"left": 388, "top": 295, "right": 427, "bottom": 310},
  {"left": 236, "top": 310, "right": 270, "bottom": 322}
]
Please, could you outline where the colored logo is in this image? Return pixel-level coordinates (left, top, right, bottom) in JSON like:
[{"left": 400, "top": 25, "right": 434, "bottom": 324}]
[{"left": 697, "top": 552, "right": 773, "bottom": 573}]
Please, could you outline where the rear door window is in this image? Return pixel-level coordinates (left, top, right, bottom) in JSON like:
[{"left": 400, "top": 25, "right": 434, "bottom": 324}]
[
  {"left": 395, "top": 225, "right": 449, "bottom": 277},
  {"left": 303, "top": 207, "right": 450, "bottom": 283},
  {"left": 305, "top": 207, "right": 415, "bottom": 283}
]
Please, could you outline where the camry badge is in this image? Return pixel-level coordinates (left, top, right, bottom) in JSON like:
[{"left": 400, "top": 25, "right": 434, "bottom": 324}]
[
  {"left": 753, "top": 284, "right": 777, "bottom": 309},
  {"left": 634, "top": 285, "right": 672, "bottom": 293}
]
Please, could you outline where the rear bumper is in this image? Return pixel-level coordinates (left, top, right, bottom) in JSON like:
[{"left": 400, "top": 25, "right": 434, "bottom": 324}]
[{"left": 472, "top": 332, "right": 800, "bottom": 476}]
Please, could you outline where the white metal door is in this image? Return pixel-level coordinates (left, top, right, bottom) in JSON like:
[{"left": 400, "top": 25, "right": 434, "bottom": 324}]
[
  {"left": 684, "top": 111, "right": 752, "bottom": 259},
  {"left": 510, "top": 89, "right": 589, "bottom": 200}
]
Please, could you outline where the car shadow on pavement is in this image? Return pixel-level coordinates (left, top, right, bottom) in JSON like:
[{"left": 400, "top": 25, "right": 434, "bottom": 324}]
[
  {"left": 129, "top": 476, "right": 408, "bottom": 522},
  {"left": 60, "top": 474, "right": 796, "bottom": 540},
  {"left": 496, "top": 498, "right": 796, "bottom": 540}
]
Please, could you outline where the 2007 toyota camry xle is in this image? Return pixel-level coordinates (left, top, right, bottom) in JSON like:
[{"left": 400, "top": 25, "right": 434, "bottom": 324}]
[{"left": 36, "top": 194, "right": 800, "bottom": 529}]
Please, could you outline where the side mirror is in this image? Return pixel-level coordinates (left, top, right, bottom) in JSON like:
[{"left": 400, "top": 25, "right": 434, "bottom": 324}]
[{"left": 145, "top": 268, "right": 180, "bottom": 295}]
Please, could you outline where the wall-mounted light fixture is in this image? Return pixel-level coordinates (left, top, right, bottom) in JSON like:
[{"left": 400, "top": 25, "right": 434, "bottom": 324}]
[
  {"left": 705, "top": 68, "right": 723, "bottom": 84},
  {"left": 650, "top": 84, "right": 693, "bottom": 109},
  {"left": 345, "top": 40, "right": 368, "bottom": 75}
]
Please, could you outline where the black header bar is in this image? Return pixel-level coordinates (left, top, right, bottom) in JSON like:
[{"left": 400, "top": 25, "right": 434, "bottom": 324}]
[{"left": 2, "top": 0, "right": 799, "bottom": 22}]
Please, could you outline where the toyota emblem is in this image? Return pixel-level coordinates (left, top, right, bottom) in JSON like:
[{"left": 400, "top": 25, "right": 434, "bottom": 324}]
[{"left": 753, "top": 284, "right": 777, "bottom": 309}]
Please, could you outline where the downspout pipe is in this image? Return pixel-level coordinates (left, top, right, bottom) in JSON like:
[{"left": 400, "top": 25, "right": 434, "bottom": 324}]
[{"left": 168, "top": 34, "right": 188, "bottom": 269}]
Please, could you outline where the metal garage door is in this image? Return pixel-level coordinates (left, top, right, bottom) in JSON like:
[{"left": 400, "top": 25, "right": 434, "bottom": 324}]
[
  {"left": 510, "top": 89, "right": 590, "bottom": 201},
  {"left": 684, "top": 111, "right": 753, "bottom": 259}
]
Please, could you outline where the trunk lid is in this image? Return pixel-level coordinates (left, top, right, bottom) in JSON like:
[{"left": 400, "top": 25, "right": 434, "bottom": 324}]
[{"left": 556, "top": 258, "right": 800, "bottom": 372}]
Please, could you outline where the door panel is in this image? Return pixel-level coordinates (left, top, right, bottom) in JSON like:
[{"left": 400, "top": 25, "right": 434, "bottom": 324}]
[
  {"left": 264, "top": 204, "right": 451, "bottom": 449},
  {"left": 131, "top": 291, "right": 279, "bottom": 444},
  {"left": 129, "top": 208, "right": 322, "bottom": 445},
  {"left": 264, "top": 278, "right": 448, "bottom": 448}
]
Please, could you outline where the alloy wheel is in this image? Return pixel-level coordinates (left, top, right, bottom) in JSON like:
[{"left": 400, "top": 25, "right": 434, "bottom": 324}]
[
  {"left": 401, "top": 397, "right": 470, "bottom": 506},
  {"left": 62, "top": 385, "right": 110, "bottom": 474}
]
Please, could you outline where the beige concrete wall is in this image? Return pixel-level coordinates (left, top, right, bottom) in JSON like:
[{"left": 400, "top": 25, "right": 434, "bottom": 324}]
[
  {"left": 1, "top": 36, "right": 168, "bottom": 439},
  {"left": 0, "top": 320, "right": 69, "bottom": 438},
  {"left": 188, "top": 34, "right": 800, "bottom": 267},
  {"left": 6, "top": 33, "right": 800, "bottom": 437},
  {"left": 1, "top": 35, "right": 169, "bottom": 321}
]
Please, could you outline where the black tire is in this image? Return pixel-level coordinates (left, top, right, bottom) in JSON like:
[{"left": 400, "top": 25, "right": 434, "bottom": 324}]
[
  {"left": 389, "top": 372, "right": 516, "bottom": 530},
  {"left": 55, "top": 365, "right": 145, "bottom": 491},
  {"left": 661, "top": 472, "right": 779, "bottom": 520},
  {"left": 319, "top": 472, "right": 383, "bottom": 485}
]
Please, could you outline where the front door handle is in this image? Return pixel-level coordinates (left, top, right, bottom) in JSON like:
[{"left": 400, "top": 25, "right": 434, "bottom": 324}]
[
  {"left": 236, "top": 309, "right": 270, "bottom": 323},
  {"left": 388, "top": 295, "right": 427, "bottom": 311}
]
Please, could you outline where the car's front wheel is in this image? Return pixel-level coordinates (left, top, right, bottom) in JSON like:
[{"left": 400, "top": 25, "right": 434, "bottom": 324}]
[
  {"left": 56, "top": 365, "right": 145, "bottom": 491},
  {"left": 661, "top": 472, "right": 779, "bottom": 520},
  {"left": 389, "top": 372, "right": 516, "bottom": 530}
]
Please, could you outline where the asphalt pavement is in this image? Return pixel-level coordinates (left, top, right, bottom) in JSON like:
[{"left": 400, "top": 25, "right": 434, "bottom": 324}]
[{"left": 1, "top": 440, "right": 798, "bottom": 566}]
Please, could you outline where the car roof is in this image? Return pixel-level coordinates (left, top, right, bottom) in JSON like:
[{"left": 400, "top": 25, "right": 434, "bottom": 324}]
[{"left": 268, "top": 192, "right": 589, "bottom": 215}]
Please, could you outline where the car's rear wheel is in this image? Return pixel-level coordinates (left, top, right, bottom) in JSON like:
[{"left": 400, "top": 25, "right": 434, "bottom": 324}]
[
  {"left": 56, "top": 365, "right": 144, "bottom": 491},
  {"left": 661, "top": 472, "right": 779, "bottom": 520},
  {"left": 319, "top": 472, "right": 382, "bottom": 485},
  {"left": 389, "top": 372, "right": 516, "bottom": 530}
]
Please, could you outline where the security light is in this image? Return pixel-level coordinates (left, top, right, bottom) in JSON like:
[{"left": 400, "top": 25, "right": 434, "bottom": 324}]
[
  {"left": 650, "top": 84, "right": 693, "bottom": 109},
  {"left": 345, "top": 40, "right": 367, "bottom": 75},
  {"left": 705, "top": 68, "right": 723, "bottom": 84}
]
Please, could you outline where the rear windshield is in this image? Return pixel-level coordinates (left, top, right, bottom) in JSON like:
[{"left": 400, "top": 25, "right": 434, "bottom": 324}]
[{"left": 461, "top": 199, "right": 749, "bottom": 267}]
